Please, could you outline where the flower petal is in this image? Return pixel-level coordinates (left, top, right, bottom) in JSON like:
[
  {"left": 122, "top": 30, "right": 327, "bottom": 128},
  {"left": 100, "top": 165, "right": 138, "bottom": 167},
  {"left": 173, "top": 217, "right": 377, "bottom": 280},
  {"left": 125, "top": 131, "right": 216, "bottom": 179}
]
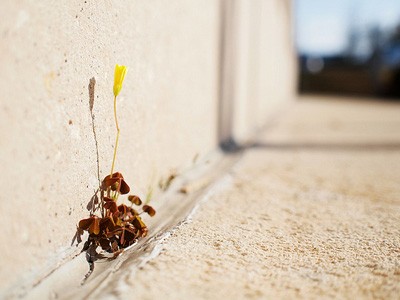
[{"left": 113, "top": 64, "right": 127, "bottom": 97}]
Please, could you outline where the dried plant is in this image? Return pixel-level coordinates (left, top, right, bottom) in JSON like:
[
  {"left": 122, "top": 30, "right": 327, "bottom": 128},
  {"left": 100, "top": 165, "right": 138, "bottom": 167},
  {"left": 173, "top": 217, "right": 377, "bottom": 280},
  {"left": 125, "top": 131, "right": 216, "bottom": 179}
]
[{"left": 77, "top": 65, "right": 155, "bottom": 282}]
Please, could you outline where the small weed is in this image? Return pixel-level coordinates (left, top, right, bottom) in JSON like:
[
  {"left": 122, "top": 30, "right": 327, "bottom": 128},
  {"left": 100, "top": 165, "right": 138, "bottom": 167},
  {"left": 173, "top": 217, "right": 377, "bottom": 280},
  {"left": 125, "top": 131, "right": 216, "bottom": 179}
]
[{"left": 77, "top": 65, "right": 155, "bottom": 283}]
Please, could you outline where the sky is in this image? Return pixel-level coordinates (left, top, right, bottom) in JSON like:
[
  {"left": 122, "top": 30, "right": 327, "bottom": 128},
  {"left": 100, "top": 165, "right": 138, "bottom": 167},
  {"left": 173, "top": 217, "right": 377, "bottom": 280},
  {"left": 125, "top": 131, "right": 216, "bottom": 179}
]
[{"left": 296, "top": 0, "right": 400, "bottom": 56}]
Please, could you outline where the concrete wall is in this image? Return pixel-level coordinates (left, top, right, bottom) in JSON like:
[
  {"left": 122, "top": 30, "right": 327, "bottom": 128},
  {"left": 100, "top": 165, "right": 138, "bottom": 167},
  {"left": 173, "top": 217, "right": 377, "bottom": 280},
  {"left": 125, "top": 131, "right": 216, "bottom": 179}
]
[
  {"left": 220, "top": 0, "right": 296, "bottom": 143},
  {"left": 0, "top": 0, "right": 295, "bottom": 292}
]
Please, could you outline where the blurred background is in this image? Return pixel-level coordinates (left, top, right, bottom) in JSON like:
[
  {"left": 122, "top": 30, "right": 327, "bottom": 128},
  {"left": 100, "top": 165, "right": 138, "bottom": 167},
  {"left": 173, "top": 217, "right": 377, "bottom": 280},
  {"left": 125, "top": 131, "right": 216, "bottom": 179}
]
[{"left": 296, "top": 0, "right": 400, "bottom": 97}]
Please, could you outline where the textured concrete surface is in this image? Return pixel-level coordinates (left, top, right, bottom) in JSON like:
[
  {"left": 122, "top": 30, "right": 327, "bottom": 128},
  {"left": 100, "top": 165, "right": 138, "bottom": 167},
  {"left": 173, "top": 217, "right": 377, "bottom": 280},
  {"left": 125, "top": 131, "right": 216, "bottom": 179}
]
[
  {"left": 107, "top": 96, "right": 400, "bottom": 299},
  {"left": 0, "top": 0, "right": 295, "bottom": 291}
]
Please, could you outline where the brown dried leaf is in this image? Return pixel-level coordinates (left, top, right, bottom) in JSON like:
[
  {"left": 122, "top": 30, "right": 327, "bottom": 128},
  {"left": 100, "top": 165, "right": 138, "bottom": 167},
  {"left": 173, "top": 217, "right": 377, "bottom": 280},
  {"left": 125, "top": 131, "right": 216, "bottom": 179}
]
[
  {"left": 132, "top": 215, "right": 147, "bottom": 230},
  {"left": 78, "top": 217, "right": 93, "bottom": 231},
  {"left": 89, "top": 216, "right": 100, "bottom": 235},
  {"left": 128, "top": 195, "right": 142, "bottom": 206},
  {"left": 122, "top": 229, "right": 137, "bottom": 246},
  {"left": 120, "top": 179, "right": 130, "bottom": 195},
  {"left": 100, "top": 216, "right": 118, "bottom": 232},
  {"left": 102, "top": 172, "right": 130, "bottom": 194},
  {"left": 118, "top": 204, "right": 129, "bottom": 215},
  {"left": 142, "top": 205, "right": 156, "bottom": 217},
  {"left": 104, "top": 200, "right": 117, "bottom": 213}
]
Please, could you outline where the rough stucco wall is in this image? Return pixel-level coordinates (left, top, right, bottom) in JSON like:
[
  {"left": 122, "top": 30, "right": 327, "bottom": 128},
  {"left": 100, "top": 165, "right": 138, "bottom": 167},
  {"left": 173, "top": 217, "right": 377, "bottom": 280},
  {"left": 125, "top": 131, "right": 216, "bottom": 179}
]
[
  {"left": 0, "top": 0, "right": 219, "bottom": 290},
  {"left": 257, "top": 0, "right": 296, "bottom": 116},
  {"left": 0, "top": 0, "right": 295, "bottom": 293},
  {"left": 233, "top": 0, "right": 296, "bottom": 142}
]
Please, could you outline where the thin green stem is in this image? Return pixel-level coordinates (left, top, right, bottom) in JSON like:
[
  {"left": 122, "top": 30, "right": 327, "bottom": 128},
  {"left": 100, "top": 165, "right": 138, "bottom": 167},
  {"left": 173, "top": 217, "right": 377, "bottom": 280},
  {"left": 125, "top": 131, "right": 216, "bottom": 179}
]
[{"left": 110, "top": 95, "right": 120, "bottom": 175}]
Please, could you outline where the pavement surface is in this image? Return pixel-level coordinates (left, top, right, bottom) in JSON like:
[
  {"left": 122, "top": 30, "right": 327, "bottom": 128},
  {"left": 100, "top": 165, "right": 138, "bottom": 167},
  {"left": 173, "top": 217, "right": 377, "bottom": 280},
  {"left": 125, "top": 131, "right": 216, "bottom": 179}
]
[{"left": 103, "top": 96, "right": 400, "bottom": 299}]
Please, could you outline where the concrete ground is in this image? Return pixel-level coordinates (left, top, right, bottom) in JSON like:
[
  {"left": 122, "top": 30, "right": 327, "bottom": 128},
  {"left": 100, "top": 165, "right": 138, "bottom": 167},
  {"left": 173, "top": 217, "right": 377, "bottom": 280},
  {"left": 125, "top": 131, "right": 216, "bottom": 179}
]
[{"left": 97, "top": 96, "right": 400, "bottom": 299}]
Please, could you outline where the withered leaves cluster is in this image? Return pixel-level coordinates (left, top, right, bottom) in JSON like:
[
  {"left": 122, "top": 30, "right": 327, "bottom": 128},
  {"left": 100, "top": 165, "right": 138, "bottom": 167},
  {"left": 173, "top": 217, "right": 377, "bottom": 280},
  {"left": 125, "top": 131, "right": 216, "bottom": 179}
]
[{"left": 78, "top": 172, "right": 156, "bottom": 256}]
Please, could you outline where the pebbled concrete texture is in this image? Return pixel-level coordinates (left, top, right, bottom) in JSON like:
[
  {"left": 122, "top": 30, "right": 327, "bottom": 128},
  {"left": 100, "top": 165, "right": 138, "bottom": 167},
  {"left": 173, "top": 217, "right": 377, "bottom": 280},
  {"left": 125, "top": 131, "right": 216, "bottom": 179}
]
[{"left": 110, "top": 97, "right": 400, "bottom": 299}]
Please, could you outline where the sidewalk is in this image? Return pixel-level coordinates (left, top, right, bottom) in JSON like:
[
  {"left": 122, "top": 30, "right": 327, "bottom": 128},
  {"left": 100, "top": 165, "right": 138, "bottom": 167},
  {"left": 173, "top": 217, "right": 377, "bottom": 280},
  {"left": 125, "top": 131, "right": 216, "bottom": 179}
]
[{"left": 100, "top": 96, "right": 400, "bottom": 299}]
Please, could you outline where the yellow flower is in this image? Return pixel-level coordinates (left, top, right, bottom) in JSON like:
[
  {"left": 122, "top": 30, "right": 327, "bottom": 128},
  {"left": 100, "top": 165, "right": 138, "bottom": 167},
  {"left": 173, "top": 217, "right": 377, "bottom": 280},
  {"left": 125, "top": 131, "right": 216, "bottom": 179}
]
[{"left": 113, "top": 64, "right": 127, "bottom": 97}]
